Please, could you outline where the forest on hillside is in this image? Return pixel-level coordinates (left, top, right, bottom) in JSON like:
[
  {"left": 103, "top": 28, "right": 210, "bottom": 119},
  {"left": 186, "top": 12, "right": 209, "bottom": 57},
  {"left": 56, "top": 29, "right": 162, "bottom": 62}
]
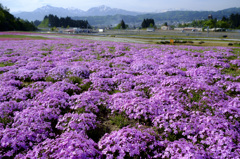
[
  {"left": 0, "top": 4, "right": 37, "bottom": 31},
  {"left": 39, "top": 14, "right": 91, "bottom": 28},
  {"left": 179, "top": 13, "right": 240, "bottom": 29}
]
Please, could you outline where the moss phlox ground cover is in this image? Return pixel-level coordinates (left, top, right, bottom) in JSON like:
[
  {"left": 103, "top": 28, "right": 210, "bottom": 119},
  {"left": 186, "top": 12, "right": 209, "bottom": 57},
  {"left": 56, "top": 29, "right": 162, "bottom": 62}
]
[{"left": 0, "top": 37, "right": 239, "bottom": 158}]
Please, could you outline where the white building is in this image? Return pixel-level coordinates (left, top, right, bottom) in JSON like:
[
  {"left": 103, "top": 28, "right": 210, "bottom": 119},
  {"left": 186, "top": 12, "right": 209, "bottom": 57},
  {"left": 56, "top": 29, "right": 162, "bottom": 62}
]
[
  {"left": 161, "top": 26, "right": 172, "bottom": 30},
  {"left": 174, "top": 27, "right": 202, "bottom": 32},
  {"left": 99, "top": 29, "right": 105, "bottom": 33},
  {"left": 147, "top": 28, "right": 155, "bottom": 32}
]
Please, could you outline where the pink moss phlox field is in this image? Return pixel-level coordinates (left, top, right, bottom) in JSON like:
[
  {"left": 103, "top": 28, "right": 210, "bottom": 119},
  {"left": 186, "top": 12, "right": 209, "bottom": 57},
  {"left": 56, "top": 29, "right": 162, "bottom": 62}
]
[{"left": 0, "top": 37, "right": 239, "bottom": 158}]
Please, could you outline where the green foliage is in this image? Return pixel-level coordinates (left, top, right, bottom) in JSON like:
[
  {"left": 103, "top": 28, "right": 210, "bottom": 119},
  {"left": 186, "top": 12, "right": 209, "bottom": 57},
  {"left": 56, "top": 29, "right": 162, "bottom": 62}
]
[
  {"left": 115, "top": 19, "right": 127, "bottom": 29},
  {"left": 181, "top": 89, "right": 203, "bottom": 103},
  {"left": 38, "top": 18, "right": 49, "bottom": 28},
  {"left": 68, "top": 76, "right": 92, "bottom": 93},
  {"left": 221, "top": 64, "right": 240, "bottom": 77},
  {"left": 51, "top": 27, "right": 58, "bottom": 31},
  {"left": 0, "top": 3, "right": 37, "bottom": 31},
  {"left": 33, "top": 20, "right": 41, "bottom": 26},
  {"left": 107, "top": 46, "right": 116, "bottom": 54},
  {"left": 108, "top": 89, "right": 121, "bottom": 95},
  {"left": 217, "top": 20, "right": 230, "bottom": 28},
  {"left": 180, "top": 68, "right": 187, "bottom": 71},
  {"left": 109, "top": 62, "right": 113, "bottom": 68},
  {"left": 79, "top": 81, "right": 92, "bottom": 92},
  {"left": 204, "top": 19, "right": 217, "bottom": 29},
  {"left": 110, "top": 113, "right": 130, "bottom": 128},
  {"left": 167, "top": 131, "right": 186, "bottom": 142},
  {"left": 0, "top": 34, "right": 48, "bottom": 40},
  {"left": 221, "top": 48, "right": 240, "bottom": 77},
  {"left": 143, "top": 87, "right": 152, "bottom": 98},
  {"left": 178, "top": 13, "right": 240, "bottom": 29},
  {"left": 87, "top": 124, "right": 110, "bottom": 143},
  {"left": 41, "top": 14, "right": 91, "bottom": 28},
  {"left": 229, "top": 13, "right": 240, "bottom": 28},
  {"left": 0, "top": 116, "right": 13, "bottom": 128},
  {"left": 68, "top": 76, "right": 83, "bottom": 85},
  {"left": 226, "top": 88, "right": 240, "bottom": 97},
  {"left": 0, "top": 62, "right": 14, "bottom": 67},
  {"left": 45, "top": 76, "right": 58, "bottom": 83},
  {"left": 141, "top": 18, "right": 155, "bottom": 28}
]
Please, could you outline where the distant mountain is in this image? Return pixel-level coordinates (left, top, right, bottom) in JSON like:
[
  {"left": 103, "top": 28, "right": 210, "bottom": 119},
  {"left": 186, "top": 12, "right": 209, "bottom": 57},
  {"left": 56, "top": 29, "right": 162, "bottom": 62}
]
[
  {"left": 72, "top": 7, "right": 240, "bottom": 26},
  {"left": 86, "top": 5, "right": 141, "bottom": 16},
  {"left": 13, "top": 6, "right": 240, "bottom": 27},
  {"left": 13, "top": 5, "right": 84, "bottom": 21},
  {"left": 13, "top": 5, "right": 143, "bottom": 21},
  {"left": 154, "top": 8, "right": 192, "bottom": 13}
]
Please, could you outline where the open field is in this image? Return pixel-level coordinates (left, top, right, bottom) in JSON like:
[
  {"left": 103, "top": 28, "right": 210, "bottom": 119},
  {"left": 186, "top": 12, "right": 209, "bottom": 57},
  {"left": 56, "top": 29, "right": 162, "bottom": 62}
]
[
  {"left": 2, "top": 30, "right": 240, "bottom": 47},
  {"left": 0, "top": 32, "right": 239, "bottom": 158},
  {"left": 0, "top": 34, "right": 50, "bottom": 40},
  {"left": 40, "top": 29, "right": 240, "bottom": 47},
  {"left": 91, "top": 29, "right": 240, "bottom": 40}
]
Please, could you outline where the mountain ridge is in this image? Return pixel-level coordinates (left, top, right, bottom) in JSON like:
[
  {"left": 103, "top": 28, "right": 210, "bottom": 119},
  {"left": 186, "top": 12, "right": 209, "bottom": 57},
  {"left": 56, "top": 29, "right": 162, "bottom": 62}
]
[
  {"left": 12, "top": 5, "right": 240, "bottom": 26},
  {"left": 73, "top": 7, "right": 240, "bottom": 26},
  {"left": 13, "top": 5, "right": 143, "bottom": 21}
]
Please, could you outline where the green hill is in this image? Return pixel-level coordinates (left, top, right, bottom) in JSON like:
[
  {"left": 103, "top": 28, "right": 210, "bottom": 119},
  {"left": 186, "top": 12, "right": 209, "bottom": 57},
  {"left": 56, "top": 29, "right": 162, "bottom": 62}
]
[
  {"left": 38, "top": 18, "right": 49, "bottom": 28},
  {"left": 0, "top": 3, "right": 37, "bottom": 31}
]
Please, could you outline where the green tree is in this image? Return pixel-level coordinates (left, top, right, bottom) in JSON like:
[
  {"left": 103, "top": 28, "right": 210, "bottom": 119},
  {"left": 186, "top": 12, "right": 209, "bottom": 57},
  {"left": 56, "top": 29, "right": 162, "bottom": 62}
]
[
  {"left": 216, "top": 20, "right": 230, "bottom": 29},
  {"left": 38, "top": 14, "right": 91, "bottom": 28},
  {"left": 141, "top": 19, "right": 147, "bottom": 28},
  {"left": 115, "top": 19, "right": 127, "bottom": 29},
  {"left": 120, "top": 19, "right": 126, "bottom": 29},
  {"left": 0, "top": 3, "right": 37, "bottom": 31},
  {"left": 141, "top": 19, "right": 155, "bottom": 28},
  {"left": 221, "top": 16, "right": 228, "bottom": 22},
  {"left": 204, "top": 19, "right": 215, "bottom": 29}
]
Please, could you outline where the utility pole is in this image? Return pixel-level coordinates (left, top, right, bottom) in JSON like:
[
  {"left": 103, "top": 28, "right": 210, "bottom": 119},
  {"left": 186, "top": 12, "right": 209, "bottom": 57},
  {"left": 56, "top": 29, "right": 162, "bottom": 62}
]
[{"left": 207, "top": 26, "right": 209, "bottom": 37}]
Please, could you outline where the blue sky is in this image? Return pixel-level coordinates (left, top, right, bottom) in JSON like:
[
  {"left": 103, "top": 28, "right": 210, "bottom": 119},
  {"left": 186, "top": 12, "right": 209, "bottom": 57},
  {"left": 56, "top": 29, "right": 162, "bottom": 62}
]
[{"left": 1, "top": 0, "right": 240, "bottom": 13}]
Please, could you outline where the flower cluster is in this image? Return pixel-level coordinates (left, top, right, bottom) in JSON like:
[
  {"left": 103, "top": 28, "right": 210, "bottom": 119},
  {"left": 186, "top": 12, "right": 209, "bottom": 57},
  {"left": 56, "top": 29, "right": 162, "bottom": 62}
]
[
  {"left": 56, "top": 113, "right": 97, "bottom": 133},
  {"left": 23, "top": 131, "right": 101, "bottom": 158},
  {"left": 0, "top": 34, "right": 239, "bottom": 158},
  {"left": 98, "top": 126, "right": 165, "bottom": 158}
]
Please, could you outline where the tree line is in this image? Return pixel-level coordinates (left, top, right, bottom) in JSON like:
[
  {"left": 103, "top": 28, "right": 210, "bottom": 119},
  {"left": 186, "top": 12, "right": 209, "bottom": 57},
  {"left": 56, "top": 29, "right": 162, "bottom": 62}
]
[
  {"left": 225, "top": 13, "right": 240, "bottom": 28},
  {"left": 114, "top": 18, "right": 155, "bottom": 29},
  {"left": 0, "top": 3, "right": 37, "bottom": 31},
  {"left": 42, "top": 14, "right": 91, "bottom": 28},
  {"left": 178, "top": 13, "right": 240, "bottom": 29},
  {"left": 141, "top": 19, "right": 155, "bottom": 28}
]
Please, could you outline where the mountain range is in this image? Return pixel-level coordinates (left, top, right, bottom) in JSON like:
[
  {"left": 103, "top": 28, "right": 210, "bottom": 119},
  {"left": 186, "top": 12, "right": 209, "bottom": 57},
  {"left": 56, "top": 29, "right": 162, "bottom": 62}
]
[
  {"left": 73, "top": 7, "right": 240, "bottom": 26},
  {"left": 12, "top": 5, "right": 240, "bottom": 26},
  {"left": 13, "top": 5, "right": 143, "bottom": 21}
]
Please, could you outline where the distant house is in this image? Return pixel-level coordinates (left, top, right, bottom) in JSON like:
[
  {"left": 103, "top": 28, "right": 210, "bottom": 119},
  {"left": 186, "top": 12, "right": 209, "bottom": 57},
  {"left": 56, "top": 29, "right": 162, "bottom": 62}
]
[
  {"left": 161, "top": 26, "right": 172, "bottom": 30},
  {"left": 174, "top": 27, "right": 202, "bottom": 32},
  {"left": 64, "top": 29, "right": 75, "bottom": 34},
  {"left": 147, "top": 28, "right": 155, "bottom": 32},
  {"left": 208, "top": 14, "right": 213, "bottom": 20},
  {"left": 204, "top": 28, "right": 226, "bottom": 32},
  {"left": 61, "top": 28, "right": 83, "bottom": 34},
  {"left": 99, "top": 29, "right": 105, "bottom": 32},
  {"left": 73, "top": 28, "right": 82, "bottom": 33}
]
